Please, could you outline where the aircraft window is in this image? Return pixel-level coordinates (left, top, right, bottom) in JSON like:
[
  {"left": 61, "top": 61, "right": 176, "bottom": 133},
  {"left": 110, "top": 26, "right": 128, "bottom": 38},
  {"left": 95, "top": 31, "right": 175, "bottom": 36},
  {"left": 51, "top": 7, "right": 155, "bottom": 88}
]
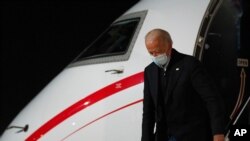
[
  {"left": 77, "top": 18, "right": 139, "bottom": 60},
  {"left": 68, "top": 10, "right": 147, "bottom": 67}
]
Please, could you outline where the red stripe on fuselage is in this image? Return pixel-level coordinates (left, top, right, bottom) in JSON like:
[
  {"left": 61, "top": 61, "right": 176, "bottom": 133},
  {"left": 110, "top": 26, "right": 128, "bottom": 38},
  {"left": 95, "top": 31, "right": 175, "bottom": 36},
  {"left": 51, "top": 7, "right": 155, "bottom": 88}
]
[
  {"left": 60, "top": 99, "right": 143, "bottom": 141},
  {"left": 26, "top": 72, "right": 144, "bottom": 141}
]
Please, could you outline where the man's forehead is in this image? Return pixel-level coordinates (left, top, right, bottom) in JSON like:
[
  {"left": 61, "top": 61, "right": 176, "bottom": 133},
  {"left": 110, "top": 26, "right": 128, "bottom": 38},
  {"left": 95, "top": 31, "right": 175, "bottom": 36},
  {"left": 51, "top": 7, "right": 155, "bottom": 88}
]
[
  {"left": 146, "top": 37, "right": 161, "bottom": 46},
  {"left": 147, "top": 46, "right": 163, "bottom": 52}
]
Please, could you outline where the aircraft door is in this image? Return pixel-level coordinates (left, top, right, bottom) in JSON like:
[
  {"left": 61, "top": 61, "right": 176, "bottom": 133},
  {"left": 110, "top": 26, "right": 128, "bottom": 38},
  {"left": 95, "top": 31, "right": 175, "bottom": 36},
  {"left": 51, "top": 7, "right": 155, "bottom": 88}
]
[{"left": 194, "top": 0, "right": 250, "bottom": 136}]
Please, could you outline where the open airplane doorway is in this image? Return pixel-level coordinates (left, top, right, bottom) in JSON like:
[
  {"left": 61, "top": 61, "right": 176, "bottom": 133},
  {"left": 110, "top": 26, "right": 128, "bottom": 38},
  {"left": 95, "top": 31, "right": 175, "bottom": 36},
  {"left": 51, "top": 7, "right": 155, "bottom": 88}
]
[{"left": 194, "top": 0, "right": 250, "bottom": 137}]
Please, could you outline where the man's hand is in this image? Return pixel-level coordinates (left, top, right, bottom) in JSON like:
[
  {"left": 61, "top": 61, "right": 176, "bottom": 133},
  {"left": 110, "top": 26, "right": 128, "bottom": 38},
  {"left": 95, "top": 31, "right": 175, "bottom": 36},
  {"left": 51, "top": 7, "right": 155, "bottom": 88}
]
[{"left": 213, "top": 134, "right": 225, "bottom": 141}]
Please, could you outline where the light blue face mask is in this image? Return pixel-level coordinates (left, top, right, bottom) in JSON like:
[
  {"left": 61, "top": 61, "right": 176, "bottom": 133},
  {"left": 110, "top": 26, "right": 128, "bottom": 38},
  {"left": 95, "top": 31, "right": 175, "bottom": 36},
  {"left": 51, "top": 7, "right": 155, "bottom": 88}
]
[{"left": 151, "top": 53, "right": 169, "bottom": 67}]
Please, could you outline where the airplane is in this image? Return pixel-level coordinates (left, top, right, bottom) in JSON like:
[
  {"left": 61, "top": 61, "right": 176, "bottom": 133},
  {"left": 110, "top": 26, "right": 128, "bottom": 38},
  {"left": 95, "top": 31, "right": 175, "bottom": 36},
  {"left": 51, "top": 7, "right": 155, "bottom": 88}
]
[{"left": 1, "top": 0, "right": 249, "bottom": 140}]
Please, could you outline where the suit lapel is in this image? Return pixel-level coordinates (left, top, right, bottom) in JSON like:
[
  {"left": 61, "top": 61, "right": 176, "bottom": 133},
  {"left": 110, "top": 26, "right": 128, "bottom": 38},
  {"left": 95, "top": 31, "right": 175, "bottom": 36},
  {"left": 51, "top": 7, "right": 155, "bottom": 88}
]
[
  {"left": 164, "top": 49, "right": 184, "bottom": 105},
  {"left": 164, "top": 64, "right": 182, "bottom": 104}
]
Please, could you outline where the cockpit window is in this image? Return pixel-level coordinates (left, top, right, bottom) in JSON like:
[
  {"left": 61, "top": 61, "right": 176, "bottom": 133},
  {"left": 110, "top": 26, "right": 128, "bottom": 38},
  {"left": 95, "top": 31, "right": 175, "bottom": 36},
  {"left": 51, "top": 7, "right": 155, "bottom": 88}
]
[
  {"left": 68, "top": 10, "right": 147, "bottom": 67},
  {"left": 77, "top": 18, "right": 139, "bottom": 60}
]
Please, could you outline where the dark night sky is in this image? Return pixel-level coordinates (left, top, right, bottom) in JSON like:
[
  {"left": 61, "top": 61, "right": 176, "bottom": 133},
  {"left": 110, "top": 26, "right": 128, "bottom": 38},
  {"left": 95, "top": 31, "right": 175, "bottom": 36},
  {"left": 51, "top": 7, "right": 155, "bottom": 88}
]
[{"left": 0, "top": 0, "right": 139, "bottom": 135}]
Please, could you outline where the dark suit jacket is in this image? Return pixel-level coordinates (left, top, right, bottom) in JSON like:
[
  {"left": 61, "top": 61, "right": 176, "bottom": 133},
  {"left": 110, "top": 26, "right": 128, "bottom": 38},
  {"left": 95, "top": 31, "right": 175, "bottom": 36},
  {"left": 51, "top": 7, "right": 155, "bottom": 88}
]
[{"left": 141, "top": 49, "right": 225, "bottom": 141}]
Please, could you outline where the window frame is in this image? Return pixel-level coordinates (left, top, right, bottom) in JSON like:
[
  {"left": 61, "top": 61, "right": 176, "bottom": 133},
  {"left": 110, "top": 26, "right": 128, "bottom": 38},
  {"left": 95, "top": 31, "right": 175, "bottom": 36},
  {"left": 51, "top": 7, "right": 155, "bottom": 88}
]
[{"left": 68, "top": 10, "right": 147, "bottom": 68}]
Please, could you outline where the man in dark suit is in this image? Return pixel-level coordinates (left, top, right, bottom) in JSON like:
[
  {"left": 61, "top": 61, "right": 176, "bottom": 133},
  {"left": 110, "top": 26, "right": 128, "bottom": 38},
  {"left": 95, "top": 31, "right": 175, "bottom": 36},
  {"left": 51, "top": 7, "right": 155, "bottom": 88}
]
[{"left": 141, "top": 29, "right": 225, "bottom": 141}]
